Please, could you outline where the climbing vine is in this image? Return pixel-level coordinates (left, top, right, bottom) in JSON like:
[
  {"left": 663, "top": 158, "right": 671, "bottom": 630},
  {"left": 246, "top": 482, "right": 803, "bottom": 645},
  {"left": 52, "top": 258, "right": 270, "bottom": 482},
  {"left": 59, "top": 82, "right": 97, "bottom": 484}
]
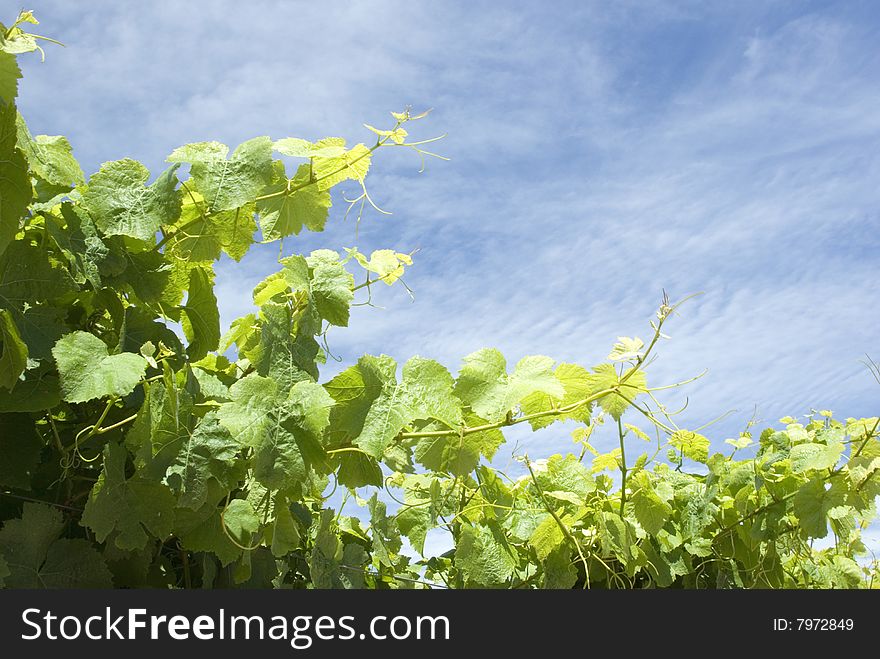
[{"left": 0, "top": 12, "right": 877, "bottom": 589}]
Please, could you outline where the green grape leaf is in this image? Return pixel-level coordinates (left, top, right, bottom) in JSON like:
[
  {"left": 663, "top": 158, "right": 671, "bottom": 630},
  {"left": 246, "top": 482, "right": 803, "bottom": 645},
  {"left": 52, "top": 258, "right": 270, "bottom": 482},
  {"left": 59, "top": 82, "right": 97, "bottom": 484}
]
[
  {"left": 81, "top": 442, "right": 176, "bottom": 551},
  {"left": 0, "top": 241, "right": 75, "bottom": 308},
  {"left": 24, "top": 539, "right": 114, "bottom": 588},
  {"left": 269, "top": 495, "right": 301, "bottom": 557},
  {"left": 455, "top": 522, "right": 517, "bottom": 587},
  {"left": 0, "top": 101, "right": 30, "bottom": 257},
  {"left": 173, "top": 483, "right": 242, "bottom": 566},
  {"left": 587, "top": 363, "right": 647, "bottom": 419},
  {"left": 310, "top": 509, "right": 346, "bottom": 589},
  {"left": 169, "top": 194, "right": 256, "bottom": 263},
  {"left": 222, "top": 498, "right": 260, "bottom": 545},
  {"left": 117, "top": 305, "right": 183, "bottom": 357},
  {"left": 599, "top": 512, "right": 639, "bottom": 563},
  {"left": 533, "top": 454, "right": 596, "bottom": 500},
  {"left": 0, "top": 413, "right": 43, "bottom": 490},
  {"left": 509, "top": 355, "right": 565, "bottom": 406},
  {"left": 452, "top": 349, "right": 509, "bottom": 421},
  {"left": 0, "top": 364, "right": 60, "bottom": 412},
  {"left": 543, "top": 546, "right": 578, "bottom": 589},
  {"left": 608, "top": 336, "right": 645, "bottom": 361},
  {"left": 272, "top": 137, "right": 314, "bottom": 158},
  {"left": 52, "top": 331, "right": 147, "bottom": 403},
  {"left": 105, "top": 247, "right": 175, "bottom": 312},
  {"left": 0, "top": 503, "right": 112, "bottom": 588},
  {"left": 368, "top": 493, "right": 402, "bottom": 567},
  {"left": 520, "top": 362, "right": 593, "bottom": 430},
  {"left": 348, "top": 249, "right": 413, "bottom": 285},
  {"left": 591, "top": 449, "right": 621, "bottom": 474},
  {"left": 253, "top": 303, "right": 320, "bottom": 389},
  {"left": 166, "top": 141, "right": 229, "bottom": 163},
  {"left": 217, "top": 373, "right": 277, "bottom": 448},
  {"left": 414, "top": 431, "right": 482, "bottom": 477},
  {"left": 336, "top": 450, "right": 383, "bottom": 489},
  {"left": 252, "top": 272, "right": 288, "bottom": 306},
  {"left": 669, "top": 430, "right": 711, "bottom": 464},
  {"left": 0, "top": 501, "right": 60, "bottom": 573},
  {"left": 821, "top": 555, "right": 863, "bottom": 588},
  {"left": 351, "top": 383, "right": 413, "bottom": 460},
  {"left": 642, "top": 541, "right": 676, "bottom": 587},
  {"left": 311, "top": 139, "right": 372, "bottom": 190},
  {"left": 356, "top": 356, "right": 462, "bottom": 459},
  {"left": 172, "top": 137, "right": 273, "bottom": 212},
  {"left": 396, "top": 505, "right": 430, "bottom": 556},
  {"left": 16, "top": 304, "right": 65, "bottom": 363},
  {"left": 414, "top": 413, "right": 503, "bottom": 477},
  {"left": 789, "top": 441, "right": 845, "bottom": 473},
  {"left": 404, "top": 357, "right": 463, "bottom": 429},
  {"left": 190, "top": 366, "right": 230, "bottom": 402},
  {"left": 257, "top": 162, "right": 332, "bottom": 240},
  {"left": 528, "top": 514, "right": 566, "bottom": 561},
  {"left": 46, "top": 203, "right": 108, "bottom": 288},
  {"left": 165, "top": 412, "right": 239, "bottom": 509},
  {"left": 324, "top": 355, "right": 394, "bottom": 445},
  {"left": 631, "top": 487, "right": 673, "bottom": 535},
  {"left": 0, "top": 308, "right": 27, "bottom": 389},
  {"left": 306, "top": 249, "right": 354, "bottom": 327},
  {"left": 218, "top": 375, "right": 333, "bottom": 489},
  {"left": 16, "top": 114, "right": 84, "bottom": 186},
  {"left": 83, "top": 159, "right": 181, "bottom": 241},
  {"left": 0, "top": 51, "right": 21, "bottom": 108},
  {"left": 454, "top": 349, "right": 563, "bottom": 423},
  {"left": 792, "top": 476, "right": 847, "bottom": 539},
  {"left": 125, "top": 374, "right": 194, "bottom": 477},
  {"left": 252, "top": 380, "right": 334, "bottom": 490},
  {"left": 181, "top": 266, "right": 220, "bottom": 361}
]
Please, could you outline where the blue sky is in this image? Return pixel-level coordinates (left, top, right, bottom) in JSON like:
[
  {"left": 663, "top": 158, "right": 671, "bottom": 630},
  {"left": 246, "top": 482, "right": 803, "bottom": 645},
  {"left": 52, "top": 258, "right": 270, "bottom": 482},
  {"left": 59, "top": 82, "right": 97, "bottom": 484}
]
[{"left": 15, "top": 1, "right": 880, "bottom": 552}]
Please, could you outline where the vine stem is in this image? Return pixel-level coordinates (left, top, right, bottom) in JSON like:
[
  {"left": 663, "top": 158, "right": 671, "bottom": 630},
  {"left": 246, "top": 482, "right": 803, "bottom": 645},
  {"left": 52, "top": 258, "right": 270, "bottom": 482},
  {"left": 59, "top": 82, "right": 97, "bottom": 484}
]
[
  {"left": 326, "top": 446, "right": 370, "bottom": 457},
  {"left": 399, "top": 387, "right": 618, "bottom": 440}
]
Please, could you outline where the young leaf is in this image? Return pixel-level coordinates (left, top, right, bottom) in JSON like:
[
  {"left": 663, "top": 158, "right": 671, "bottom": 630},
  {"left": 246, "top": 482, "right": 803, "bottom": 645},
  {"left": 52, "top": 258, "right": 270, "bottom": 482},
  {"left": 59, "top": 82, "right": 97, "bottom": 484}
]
[
  {"left": 586, "top": 363, "right": 647, "bottom": 420},
  {"left": 669, "top": 430, "right": 711, "bottom": 464},
  {"left": 311, "top": 139, "right": 372, "bottom": 190}
]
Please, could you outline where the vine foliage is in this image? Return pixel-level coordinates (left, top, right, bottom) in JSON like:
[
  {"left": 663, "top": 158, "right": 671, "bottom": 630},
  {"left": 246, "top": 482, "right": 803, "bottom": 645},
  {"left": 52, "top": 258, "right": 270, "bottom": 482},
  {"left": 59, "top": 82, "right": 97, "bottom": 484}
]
[{"left": 0, "top": 13, "right": 877, "bottom": 589}]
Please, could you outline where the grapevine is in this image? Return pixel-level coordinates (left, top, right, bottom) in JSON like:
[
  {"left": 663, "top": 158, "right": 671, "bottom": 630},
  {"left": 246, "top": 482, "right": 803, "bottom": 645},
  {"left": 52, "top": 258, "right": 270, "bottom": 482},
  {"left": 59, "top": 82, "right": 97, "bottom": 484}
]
[{"left": 0, "top": 12, "right": 877, "bottom": 590}]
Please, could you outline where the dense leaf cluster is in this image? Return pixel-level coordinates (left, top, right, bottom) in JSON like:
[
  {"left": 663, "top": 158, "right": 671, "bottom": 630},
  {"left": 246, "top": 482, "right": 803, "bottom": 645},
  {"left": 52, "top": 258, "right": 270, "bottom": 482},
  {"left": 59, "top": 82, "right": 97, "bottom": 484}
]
[{"left": 0, "top": 13, "right": 877, "bottom": 589}]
